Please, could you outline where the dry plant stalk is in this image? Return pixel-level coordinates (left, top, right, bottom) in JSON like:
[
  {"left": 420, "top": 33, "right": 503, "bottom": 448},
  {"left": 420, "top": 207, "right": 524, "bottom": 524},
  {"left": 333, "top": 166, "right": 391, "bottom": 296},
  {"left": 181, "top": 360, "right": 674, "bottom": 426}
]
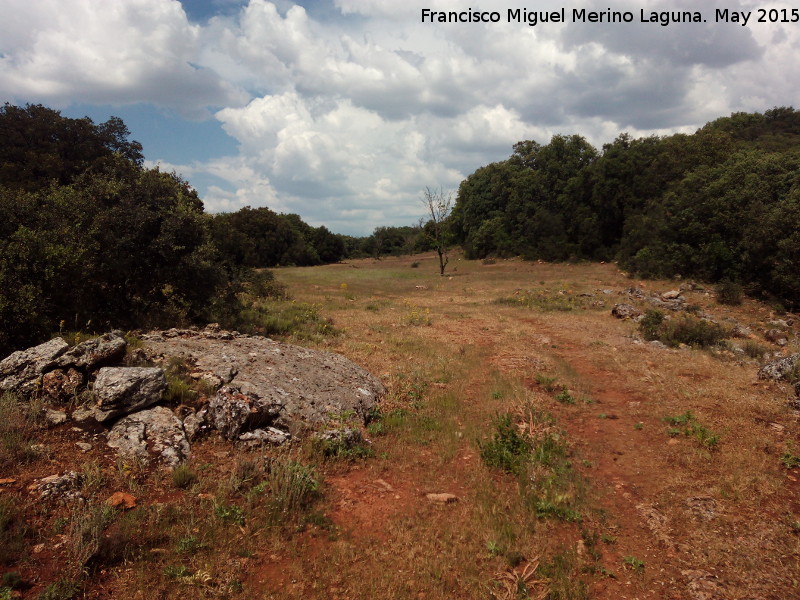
[{"left": 492, "top": 558, "right": 548, "bottom": 600}]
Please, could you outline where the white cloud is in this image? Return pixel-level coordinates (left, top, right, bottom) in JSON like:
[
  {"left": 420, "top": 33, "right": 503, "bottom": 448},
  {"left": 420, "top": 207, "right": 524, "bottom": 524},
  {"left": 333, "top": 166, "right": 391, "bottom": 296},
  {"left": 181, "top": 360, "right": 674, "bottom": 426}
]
[
  {"left": 3, "top": 0, "right": 800, "bottom": 234},
  {"left": 0, "top": 0, "right": 246, "bottom": 116}
]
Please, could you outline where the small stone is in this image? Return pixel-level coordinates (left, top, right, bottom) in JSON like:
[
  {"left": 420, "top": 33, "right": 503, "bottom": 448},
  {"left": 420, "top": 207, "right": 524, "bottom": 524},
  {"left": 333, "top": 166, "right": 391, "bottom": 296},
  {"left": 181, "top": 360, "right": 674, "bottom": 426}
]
[
  {"left": 425, "top": 493, "right": 458, "bottom": 504},
  {"left": 76, "top": 442, "right": 92, "bottom": 452},
  {"left": 44, "top": 409, "right": 68, "bottom": 426},
  {"left": 107, "top": 491, "right": 137, "bottom": 510},
  {"left": 661, "top": 290, "right": 683, "bottom": 300},
  {"left": 611, "top": 304, "right": 642, "bottom": 320}
]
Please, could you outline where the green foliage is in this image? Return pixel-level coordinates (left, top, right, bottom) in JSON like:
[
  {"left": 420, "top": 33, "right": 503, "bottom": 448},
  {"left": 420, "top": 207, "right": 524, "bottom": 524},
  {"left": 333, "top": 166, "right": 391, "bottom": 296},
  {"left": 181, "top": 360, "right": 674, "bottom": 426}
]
[
  {"left": 214, "top": 503, "right": 245, "bottom": 526},
  {"left": 781, "top": 443, "right": 800, "bottom": 469},
  {"left": 0, "top": 497, "right": 26, "bottom": 565},
  {"left": 453, "top": 109, "right": 800, "bottom": 308},
  {"left": 716, "top": 280, "right": 744, "bottom": 305},
  {"left": 622, "top": 555, "right": 645, "bottom": 574},
  {"left": 254, "top": 457, "right": 321, "bottom": 526},
  {"left": 495, "top": 290, "right": 587, "bottom": 312},
  {"left": 171, "top": 464, "right": 197, "bottom": 489},
  {"left": 0, "top": 392, "right": 39, "bottom": 471},
  {"left": 664, "top": 411, "right": 720, "bottom": 450},
  {"left": 638, "top": 310, "right": 728, "bottom": 348},
  {"left": 479, "top": 414, "right": 532, "bottom": 476},
  {"left": 36, "top": 579, "right": 81, "bottom": 600}
]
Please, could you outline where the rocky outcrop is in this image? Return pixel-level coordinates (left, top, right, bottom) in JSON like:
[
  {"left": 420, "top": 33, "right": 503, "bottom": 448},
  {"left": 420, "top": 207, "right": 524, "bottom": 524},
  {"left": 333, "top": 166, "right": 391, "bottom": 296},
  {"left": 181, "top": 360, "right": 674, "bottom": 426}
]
[
  {"left": 0, "top": 338, "right": 69, "bottom": 395},
  {"left": 757, "top": 353, "right": 800, "bottom": 381},
  {"left": 55, "top": 332, "right": 126, "bottom": 370},
  {"left": 41, "top": 368, "right": 84, "bottom": 402},
  {"left": 141, "top": 327, "right": 385, "bottom": 435},
  {"left": 209, "top": 385, "right": 283, "bottom": 440},
  {"left": 107, "top": 406, "right": 189, "bottom": 467},
  {"left": 611, "top": 303, "right": 642, "bottom": 320},
  {"left": 92, "top": 367, "right": 167, "bottom": 422}
]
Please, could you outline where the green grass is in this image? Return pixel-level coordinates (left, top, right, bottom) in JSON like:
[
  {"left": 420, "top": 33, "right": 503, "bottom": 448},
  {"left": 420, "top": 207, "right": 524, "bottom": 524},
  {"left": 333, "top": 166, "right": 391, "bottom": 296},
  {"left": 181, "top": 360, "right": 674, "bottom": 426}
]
[
  {"left": 664, "top": 411, "right": 720, "bottom": 450},
  {"left": 640, "top": 310, "right": 729, "bottom": 349}
]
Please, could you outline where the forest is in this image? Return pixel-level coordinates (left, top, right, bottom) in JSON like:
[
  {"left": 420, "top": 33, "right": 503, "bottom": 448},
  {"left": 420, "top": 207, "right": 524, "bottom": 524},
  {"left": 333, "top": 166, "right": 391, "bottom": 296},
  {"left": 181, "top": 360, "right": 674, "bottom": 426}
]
[
  {"left": 452, "top": 106, "right": 800, "bottom": 308},
  {"left": 2, "top": 102, "right": 799, "bottom": 355}
]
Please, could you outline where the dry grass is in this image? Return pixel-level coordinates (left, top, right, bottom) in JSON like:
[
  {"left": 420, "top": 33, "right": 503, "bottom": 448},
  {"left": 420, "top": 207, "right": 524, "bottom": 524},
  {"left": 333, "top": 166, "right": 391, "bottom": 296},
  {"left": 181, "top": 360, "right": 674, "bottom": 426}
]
[{"left": 3, "top": 253, "right": 798, "bottom": 599}]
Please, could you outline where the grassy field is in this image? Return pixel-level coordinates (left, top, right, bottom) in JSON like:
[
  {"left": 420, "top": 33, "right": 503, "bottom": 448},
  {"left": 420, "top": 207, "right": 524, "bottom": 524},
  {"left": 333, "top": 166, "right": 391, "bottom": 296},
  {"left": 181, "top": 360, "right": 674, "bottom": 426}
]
[{"left": 2, "top": 252, "right": 799, "bottom": 600}]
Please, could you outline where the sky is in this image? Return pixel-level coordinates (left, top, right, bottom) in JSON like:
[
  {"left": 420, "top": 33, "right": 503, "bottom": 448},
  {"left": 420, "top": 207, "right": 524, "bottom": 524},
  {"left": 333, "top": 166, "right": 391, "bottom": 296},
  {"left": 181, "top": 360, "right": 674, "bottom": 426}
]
[{"left": 0, "top": 0, "right": 796, "bottom": 235}]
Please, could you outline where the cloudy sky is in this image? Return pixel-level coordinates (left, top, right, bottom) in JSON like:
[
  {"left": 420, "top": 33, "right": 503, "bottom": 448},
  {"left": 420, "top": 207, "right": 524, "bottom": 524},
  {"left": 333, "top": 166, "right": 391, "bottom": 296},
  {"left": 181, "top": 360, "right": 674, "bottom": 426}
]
[{"left": 0, "top": 0, "right": 795, "bottom": 234}]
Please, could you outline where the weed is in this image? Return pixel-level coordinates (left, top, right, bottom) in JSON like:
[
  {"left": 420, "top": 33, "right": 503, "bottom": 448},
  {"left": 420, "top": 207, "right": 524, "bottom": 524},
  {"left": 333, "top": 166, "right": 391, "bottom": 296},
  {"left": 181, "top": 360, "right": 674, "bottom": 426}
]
[
  {"left": 176, "top": 535, "right": 205, "bottom": 554},
  {"left": 228, "top": 457, "right": 263, "bottom": 493},
  {"left": 781, "top": 443, "right": 800, "bottom": 469},
  {"left": 79, "top": 461, "right": 106, "bottom": 496},
  {"left": 664, "top": 411, "right": 720, "bottom": 450},
  {"left": 214, "top": 503, "right": 245, "bottom": 526},
  {"left": 741, "top": 339, "right": 769, "bottom": 360},
  {"left": 311, "top": 428, "right": 373, "bottom": 460},
  {"left": 534, "top": 373, "right": 558, "bottom": 393},
  {"left": 37, "top": 579, "right": 81, "bottom": 600},
  {"left": 410, "top": 261, "right": 420, "bottom": 268},
  {"left": 163, "top": 565, "right": 192, "bottom": 580},
  {"left": 537, "top": 550, "right": 589, "bottom": 599},
  {"left": 1, "top": 573, "right": 22, "bottom": 590},
  {"left": 67, "top": 502, "right": 117, "bottom": 572},
  {"left": 622, "top": 555, "right": 645, "bottom": 574},
  {"left": 634, "top": 422, "right": 644, "bottom": 430},
  {"left": 555, "top": 387, "right": 576, "bottom": 405},
  {"left": 254, "top": 457, "right": 320, "bottom": 526},
  {"left": 479, "top": 414, "right": 532, "bottom": 476},
  {"left": 403, "top": 300, "right": 432, "bottom": 326},
  {"left": 171, "top": 463, "right": 197, "bottom": 489},
  {"left": 0, "top": 497, "right": 27, "bottom": 564},
  {"left": 0, "top": 588, "right": 10, "bottom": 600},
  {"left": 0, "top": 392, "right": 39, "bottom": 470},
  {"left": 496, "top": 290, "right": 590, "bottom": 312},
  {"left": 639, "top": 310, "right": 728, "bottom": 348}
]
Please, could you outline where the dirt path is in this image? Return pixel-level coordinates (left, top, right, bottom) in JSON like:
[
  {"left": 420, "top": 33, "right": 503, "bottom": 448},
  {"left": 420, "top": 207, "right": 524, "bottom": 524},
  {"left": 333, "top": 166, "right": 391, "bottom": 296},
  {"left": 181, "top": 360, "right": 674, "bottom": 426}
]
[{"left": 270, "top": 256, "right": 800, "bottom": 600}]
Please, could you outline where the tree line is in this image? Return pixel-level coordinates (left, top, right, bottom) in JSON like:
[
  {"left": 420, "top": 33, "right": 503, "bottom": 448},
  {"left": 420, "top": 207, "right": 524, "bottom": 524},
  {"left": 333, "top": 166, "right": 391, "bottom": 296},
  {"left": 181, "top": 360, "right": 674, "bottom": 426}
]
[
  {"left": 0, "top": 103, "right": 439, "bottom": 355},
  {"left": 451, "top": 107, "right": 800, "bottom": 308}
]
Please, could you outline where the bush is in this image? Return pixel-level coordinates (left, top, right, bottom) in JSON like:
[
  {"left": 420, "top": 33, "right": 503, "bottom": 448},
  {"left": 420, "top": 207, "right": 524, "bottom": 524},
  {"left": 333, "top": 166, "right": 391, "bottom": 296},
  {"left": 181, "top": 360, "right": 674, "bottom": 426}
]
[
  {"left": 716, "top": 280, "right": 744, "bottom": 305},
  {"left": 479, "top": 414, "right": 532, "bottom": 476},
  {"left": 639, "top": 310, "right": 728, "bottom": 348}
]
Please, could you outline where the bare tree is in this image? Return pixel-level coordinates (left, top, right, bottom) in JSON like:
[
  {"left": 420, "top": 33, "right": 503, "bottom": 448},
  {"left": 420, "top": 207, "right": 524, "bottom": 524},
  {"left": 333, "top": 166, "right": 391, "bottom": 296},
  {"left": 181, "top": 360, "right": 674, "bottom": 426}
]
[{"left": 422, "top": 186, "right": 453, "bottom": 276}]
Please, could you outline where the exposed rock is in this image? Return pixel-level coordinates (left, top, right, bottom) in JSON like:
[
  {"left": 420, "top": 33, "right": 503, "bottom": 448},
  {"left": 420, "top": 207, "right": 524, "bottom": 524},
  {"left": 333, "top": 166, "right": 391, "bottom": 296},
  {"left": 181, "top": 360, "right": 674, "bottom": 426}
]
[
  {"left": 209, "top": 386, "right": 283, "bottom": 440},
  {"left": 625, "top": 287, "right": 646, "bottom": 299},
  {"left": 34, "top": 472, "right": 84, "bottom": 503},
  {"left": 764, "top": 329, "right": 789, "bottom": 346},
  {"left": 647, "top": 296, "right": 684, "bottom": 311},
  {"left": 649, "top": 340, "right": 668, "bottom": 350},
  {"left": 55, "top": 332, "right": 126, "bottom": 370},
  {"left": 757, "top": 354, "right": 800, "bottom": 381},
  {"left": 182, "top": 408, "right": 209, "bottom": 441},
  {"left": 313, "top": 427, "right": 363, "bottom": 449},
  {"left": 768, "top": 319, "right": 790, "bottom": 328},
  {"left": 730, "top": 325, "right": 752, "bottom": 338},
  {"left": 238, "top": 427, "right": 291, "bottom": 447},
  {"left": 661, "top": 290, "right": 683, "bottom": 301},
  {"left": 92, "top": 367, "right": 167, "bottom": 422},
  {"left": 76, "top": 442, "right": 92, "bottom": 453},
  {"left": 107, "top": 406, "right": 189, "bottom": 467},
  {"left": 107, "top": 491, "right": 137, "bottom": 510},
  {"left": 611, "top": 303, "right": 642, "bottom": 320},
  {"left": 71, "top": 406, "right": 96, "bottom": 422},
  {"left": 41, "top": 368, "right": 84, "bottom": 402},
  {"left": 0, "top": 338, "right": 69, "bottom": 395},
  {"left": 44, "top": 409, "right": 68, "bottom": 426},
  {"left": 426, "top": 493, "right": 458, "bottom": 504},
  {"left": 141, "top": 329, "right": 385, "bottom": 434}
]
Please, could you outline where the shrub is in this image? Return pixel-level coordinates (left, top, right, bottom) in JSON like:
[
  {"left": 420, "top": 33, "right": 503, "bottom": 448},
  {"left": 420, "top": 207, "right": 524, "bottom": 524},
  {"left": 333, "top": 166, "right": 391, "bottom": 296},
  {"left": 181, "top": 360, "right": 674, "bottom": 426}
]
[
  {"left": 254, "top": 458, "right": 321, "bottom": 526},
  {"left": 664, "top": 411, "right": 719, "bottom": 450},
  {"left": 639, "top": 310, "right": 728, "bottom": 348},
  {"left": 479, "top": 414, "right": 532, "bottom": 475},
  {"left": 716, "top": 280, "right": 744, "bottom": 305},
  {"left": 171, "top": 464, "right": 197, "bottom": 489}
]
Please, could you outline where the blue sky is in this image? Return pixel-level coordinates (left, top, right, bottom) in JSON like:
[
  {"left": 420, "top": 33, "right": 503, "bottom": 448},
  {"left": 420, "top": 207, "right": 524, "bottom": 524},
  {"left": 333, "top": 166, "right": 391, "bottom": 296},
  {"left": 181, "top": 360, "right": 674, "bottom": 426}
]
[{"left": 1, "top": 0, "right": 795, "bottom": 235}]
